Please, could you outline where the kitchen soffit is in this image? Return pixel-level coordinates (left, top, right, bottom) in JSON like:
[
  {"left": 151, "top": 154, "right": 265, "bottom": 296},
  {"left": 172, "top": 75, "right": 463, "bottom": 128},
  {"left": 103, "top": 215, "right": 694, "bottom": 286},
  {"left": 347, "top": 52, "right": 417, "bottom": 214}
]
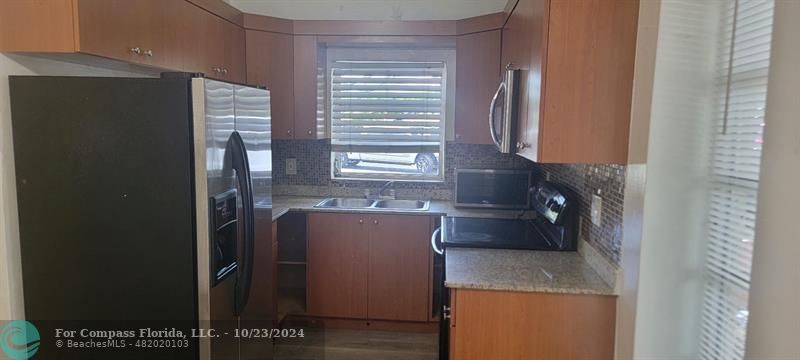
[{"left": 227, "top": 0, "right": 508, "bottom": 21}]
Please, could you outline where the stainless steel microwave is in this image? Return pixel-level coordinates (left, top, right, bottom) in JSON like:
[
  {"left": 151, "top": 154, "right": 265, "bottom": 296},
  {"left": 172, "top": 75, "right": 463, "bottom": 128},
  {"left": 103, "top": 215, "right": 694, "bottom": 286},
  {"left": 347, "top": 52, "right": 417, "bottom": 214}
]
[{"left": 454, "top": 169, "right": 532, "bottom": 209}]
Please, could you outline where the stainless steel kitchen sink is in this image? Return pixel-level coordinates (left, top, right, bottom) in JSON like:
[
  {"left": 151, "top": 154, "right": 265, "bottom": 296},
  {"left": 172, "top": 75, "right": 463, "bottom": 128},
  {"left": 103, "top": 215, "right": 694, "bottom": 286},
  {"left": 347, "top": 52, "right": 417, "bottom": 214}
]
[
  {"left": 315, "top": 198, "right": 376, "bottom": 208},
  {"left": 313, "top": 198, "right": 430, "bottom": 211},
  {"left": 373, "top": 199, "right": 430, "bottom": 210}
]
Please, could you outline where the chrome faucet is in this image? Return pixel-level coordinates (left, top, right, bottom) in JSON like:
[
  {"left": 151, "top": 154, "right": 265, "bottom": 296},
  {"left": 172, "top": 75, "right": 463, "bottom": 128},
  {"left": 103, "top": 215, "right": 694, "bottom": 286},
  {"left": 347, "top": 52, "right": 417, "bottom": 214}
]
[
  {"left": 366, "top": 181, "right": 396, "bottom": 199},
  {"left": 378, "top": 181, "right": 395, "bottom": 196}
]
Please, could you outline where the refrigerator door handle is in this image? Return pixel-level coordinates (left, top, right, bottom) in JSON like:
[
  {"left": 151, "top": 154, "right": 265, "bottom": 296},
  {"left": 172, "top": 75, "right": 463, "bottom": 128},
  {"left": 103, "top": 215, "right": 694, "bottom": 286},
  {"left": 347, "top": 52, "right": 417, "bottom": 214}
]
[{"left": 227, "top": 131, "right": 255, "bottom": 316}]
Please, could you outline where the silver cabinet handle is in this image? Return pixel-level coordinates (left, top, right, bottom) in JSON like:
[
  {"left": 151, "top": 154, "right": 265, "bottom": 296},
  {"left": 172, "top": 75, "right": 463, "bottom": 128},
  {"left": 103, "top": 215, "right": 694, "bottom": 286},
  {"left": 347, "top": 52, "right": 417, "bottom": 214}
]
[
  {"left": 489, "top": 81, "right": 506, "bottom": 151},
  {"left": 222, "top": 68, "right": 228, "bottom": 75},
  {"left": 443, "top": 305, "right": 451, "bottom": 320},
  {"left": 359, "top": 219, "right": 364, "bottom": 224},
  {"left": 373, "top": 220, "right": 378, "bottom": 225},
  {"left": 431, "top": 227, "right": 443, "bottom": 255},
  {"left": 307, "top": 130, "right": 312, "bottom": 135},
  {"left": 143, "top": 49, "right": 153, "bottom": 57},
  {"left": 286, "top": 129, "right": 292, "bottom": 135},
  {"left": 130, "top": 47, "right": 142, "bottom": 55},
  {"left": 212, "top": 67, "right": 222, "bottom": 73}
]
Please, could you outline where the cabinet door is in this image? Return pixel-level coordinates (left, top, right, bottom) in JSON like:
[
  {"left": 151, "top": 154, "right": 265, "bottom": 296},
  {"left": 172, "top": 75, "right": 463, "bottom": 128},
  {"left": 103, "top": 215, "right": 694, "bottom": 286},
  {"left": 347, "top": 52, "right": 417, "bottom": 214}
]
[
  {"left": 307, "top": 213, "right": 368, "bottom": 318},
  {"left": 455, "top": 30, "right": 501, "bottom": 144},
  {"left": 537, "top": 0, "right": 638, "bottom": 163},
  {"left": 222, "top": 20, "right": 246, "bottom": 83},
  {"left": 293, "top": 35, "right": 319, "bottom": 139},
  {"left": 367, "top": 215, "right": 432, "bottom": 322},
  {"left": 77, "top": 0, "right": 184, "bottom": 69},
  {"left": 76, "top": 0, "right": 141, "bottom": 63},
  {"left": 182, "top": 5, "right": 226, "bottom": 78},
  {"left": 247, "top": 31, "right": 295, "bottom": 139},
  {"left": 450, "top": 289, "right": 616, "bottom": 360},
  {"left": 501, "top": 0, "right": 547, "bottom": 161},
  {"left": 245, "top": 30, "right": 272, "bottom": 87}
]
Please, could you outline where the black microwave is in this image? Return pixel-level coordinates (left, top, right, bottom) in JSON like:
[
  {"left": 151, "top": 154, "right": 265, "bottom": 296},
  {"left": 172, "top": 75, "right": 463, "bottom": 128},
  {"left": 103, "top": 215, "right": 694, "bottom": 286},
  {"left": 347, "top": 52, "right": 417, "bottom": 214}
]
[{"left": 454, "top": 169, "right": 532, "bottom": 209}]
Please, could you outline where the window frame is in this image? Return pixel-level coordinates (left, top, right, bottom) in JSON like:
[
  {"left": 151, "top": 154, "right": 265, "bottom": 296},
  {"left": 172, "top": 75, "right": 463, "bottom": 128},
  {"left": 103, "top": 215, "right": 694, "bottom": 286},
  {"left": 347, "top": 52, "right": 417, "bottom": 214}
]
[{"left": 326, "top": 47, "right": 455, "bottom": 182}]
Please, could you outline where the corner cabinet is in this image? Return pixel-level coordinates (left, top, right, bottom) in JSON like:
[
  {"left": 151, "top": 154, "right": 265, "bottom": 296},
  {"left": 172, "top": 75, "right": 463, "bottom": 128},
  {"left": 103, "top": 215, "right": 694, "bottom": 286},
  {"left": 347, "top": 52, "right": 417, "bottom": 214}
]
[
  {"left": 503, "top": 0, "right": 639, "bottom": 164},
  {"left": 245, "top": 30, "right": 295, "bottom": 139},
  {"left": 306, "top": 213, "right": 432, "bottom": 322},
  {"left": 449, "top": 289, "right": 617, "bottom": 360},
  {"left": 292, "top": 35, "right": 323, "bottom": 139}
]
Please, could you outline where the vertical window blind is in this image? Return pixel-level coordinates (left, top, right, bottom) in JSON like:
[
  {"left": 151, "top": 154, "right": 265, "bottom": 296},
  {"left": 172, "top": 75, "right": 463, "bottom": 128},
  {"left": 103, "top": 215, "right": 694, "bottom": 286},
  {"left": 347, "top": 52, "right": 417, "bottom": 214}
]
[
  {"left": 700, "top": 0, "right": 774, "bottom": 359},
  {"left": 329, "top": 60, "right": 445, "bottom": 154}
]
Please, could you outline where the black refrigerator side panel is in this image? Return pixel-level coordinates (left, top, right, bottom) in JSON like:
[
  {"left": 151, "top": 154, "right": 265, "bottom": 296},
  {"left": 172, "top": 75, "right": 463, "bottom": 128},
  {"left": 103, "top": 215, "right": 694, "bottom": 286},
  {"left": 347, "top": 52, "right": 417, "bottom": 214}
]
[{"left": 9, "top": 77, "right": 197, "bottom": 359}]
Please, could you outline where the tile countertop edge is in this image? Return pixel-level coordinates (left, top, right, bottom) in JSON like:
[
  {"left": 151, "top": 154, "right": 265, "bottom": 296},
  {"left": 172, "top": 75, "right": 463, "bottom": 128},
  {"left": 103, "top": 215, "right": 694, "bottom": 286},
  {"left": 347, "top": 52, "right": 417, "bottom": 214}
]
[
  {"left": 443, "top": 281, "right": 618, "bottom": 296},
  {"left": 444, "top": 248, "right": 618, "bottom": 296}
]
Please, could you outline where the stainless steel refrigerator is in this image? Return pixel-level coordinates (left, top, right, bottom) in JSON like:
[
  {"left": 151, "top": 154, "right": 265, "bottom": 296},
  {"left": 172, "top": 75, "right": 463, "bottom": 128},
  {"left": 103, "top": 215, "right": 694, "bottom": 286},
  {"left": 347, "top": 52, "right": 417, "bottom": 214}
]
[{"left": 10, "top": 74, "right": 273, "bottom": 360}]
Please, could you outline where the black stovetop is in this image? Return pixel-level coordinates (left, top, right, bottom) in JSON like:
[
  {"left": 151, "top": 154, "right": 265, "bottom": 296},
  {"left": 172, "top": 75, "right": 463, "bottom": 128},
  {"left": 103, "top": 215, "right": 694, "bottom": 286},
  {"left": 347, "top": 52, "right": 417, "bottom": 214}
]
[{"left": 441, "top": 216, "right": 565, "bottom": 251}]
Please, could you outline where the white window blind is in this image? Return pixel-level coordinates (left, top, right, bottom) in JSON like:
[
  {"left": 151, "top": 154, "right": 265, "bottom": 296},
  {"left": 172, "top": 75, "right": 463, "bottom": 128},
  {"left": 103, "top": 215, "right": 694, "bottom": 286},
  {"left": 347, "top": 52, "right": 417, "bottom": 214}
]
[
  {"left": 330, "top": 60, "right": 445, "bottom": 154},
  {"left": 700, "top": 1, "right": 774, "bottom": 359}
]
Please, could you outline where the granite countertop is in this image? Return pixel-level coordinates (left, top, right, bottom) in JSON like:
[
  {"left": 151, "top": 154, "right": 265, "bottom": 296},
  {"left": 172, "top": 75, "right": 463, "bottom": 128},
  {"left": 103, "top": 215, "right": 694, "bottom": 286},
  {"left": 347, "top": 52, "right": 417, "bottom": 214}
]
[
  {"left": 271, "top": 195, "right": 530, "bottom": 221},
  {"left": 445, "top": 248, "right": 616, "bottom": 296}
]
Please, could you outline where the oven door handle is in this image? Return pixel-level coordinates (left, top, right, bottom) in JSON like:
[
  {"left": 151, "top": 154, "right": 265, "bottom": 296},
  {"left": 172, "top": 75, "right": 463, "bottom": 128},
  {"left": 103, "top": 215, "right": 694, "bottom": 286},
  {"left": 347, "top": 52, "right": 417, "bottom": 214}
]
[{"left": 431, "top": 227, "right": 443, "bottom": 255}]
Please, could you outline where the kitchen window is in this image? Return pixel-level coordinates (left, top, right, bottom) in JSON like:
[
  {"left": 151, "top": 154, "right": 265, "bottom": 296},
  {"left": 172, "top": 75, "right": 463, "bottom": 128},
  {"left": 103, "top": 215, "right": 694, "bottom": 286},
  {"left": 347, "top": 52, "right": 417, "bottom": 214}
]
[
  {"left": 328, "top": 49, "right": 452, "bottom": 181},
  {"left": 699, "top": 0, "right": 774, "bottom": 359}
]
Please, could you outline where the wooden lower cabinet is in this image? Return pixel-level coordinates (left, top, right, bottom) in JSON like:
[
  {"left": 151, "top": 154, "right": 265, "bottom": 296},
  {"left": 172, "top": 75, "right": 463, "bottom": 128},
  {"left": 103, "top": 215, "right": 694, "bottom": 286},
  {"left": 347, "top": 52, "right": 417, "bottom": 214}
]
[
  {"left": 449, "top": 289, "right": 617, "bottom": 360},
  {"left": 367, "top": 214, "right": 432, "bottom": 322},
  {"left": 307, "top": 212, "right": 369, "bottom": 319},
  {"left": 306, "top": 212, "right": 433, "bottom": 323}
]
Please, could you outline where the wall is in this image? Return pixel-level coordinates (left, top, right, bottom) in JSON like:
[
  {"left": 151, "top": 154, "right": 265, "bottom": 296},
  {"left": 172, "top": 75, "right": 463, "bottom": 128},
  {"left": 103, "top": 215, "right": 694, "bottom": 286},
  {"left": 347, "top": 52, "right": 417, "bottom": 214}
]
[
  {"left": 540, "top": 164, "right": 625, "bottom": 266},
  {"left": 631, "top": 0, "right": 721, "bottom": 358},
  {"left": 614, "top": 0, "right": 660, "bottom": 357},
  {"left": 0, "top": 53, "right": 155, "bottom": 324},
  {"left": 744, "top": 0, "right": 800, "bottom": 357}
]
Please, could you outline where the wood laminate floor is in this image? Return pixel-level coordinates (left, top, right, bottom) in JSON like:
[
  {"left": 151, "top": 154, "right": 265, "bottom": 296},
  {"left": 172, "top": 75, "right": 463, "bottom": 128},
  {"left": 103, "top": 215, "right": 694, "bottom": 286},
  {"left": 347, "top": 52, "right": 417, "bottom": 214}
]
[{"left": 274, "top": 329, "right": 438, "bottom": 360}]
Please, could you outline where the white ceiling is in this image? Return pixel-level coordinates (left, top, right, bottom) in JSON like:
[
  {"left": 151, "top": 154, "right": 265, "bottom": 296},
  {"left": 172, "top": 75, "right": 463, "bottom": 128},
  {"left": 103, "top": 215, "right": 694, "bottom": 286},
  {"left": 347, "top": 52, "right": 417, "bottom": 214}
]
[{"left": 227, "top": 0, "right": 509, "bottom": 21}]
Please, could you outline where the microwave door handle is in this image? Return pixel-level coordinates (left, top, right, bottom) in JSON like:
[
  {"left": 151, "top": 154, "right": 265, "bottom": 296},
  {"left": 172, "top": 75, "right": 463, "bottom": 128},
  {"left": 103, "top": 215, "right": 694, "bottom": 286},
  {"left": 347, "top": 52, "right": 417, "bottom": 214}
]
[
  {"left": 431, "top": 227, "right": 443, "bottom": 255},
  {"left": 489, "top": 81, "right": 506, "bottom": 150}
]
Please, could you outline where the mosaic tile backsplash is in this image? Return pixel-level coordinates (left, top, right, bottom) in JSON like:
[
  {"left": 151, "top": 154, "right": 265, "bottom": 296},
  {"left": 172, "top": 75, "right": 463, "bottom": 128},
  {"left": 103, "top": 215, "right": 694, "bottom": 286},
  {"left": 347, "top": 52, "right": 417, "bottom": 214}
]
[
  {"left": 540, "top": 164, "right": 626, "bottom": 266},
  {"left": 272, "top": 139, "right": 625, "bottom": 266},
  {"left": 272, "top": 139, "right": 536, "bottom": 199}
]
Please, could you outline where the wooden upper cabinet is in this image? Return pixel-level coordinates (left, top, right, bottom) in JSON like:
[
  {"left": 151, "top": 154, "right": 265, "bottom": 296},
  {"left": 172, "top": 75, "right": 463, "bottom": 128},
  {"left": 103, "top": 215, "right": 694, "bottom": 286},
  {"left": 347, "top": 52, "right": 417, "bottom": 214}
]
[
  {"left": 1, "top": 0, "right": 246, "bottom": 83},
  {"left": 293, "top": 35, "right": 320, "bottom": 139},
  {"left": 183, "top": 3, "right": 225, "bottom": 77},
  {"left": 221, "top": 18, "right": 246, "bottom": 83},
  {"left": 246, "top": 30, "right": 295, "bottom": 139},
  {"left": 76, "top": 0, "right": 185, "bottom": 69},
  {"left": 449, "top": 289, "right": 617, "bottom": 360},
  {"left": 455, "top": 30, "right": 502, "bottom": 145},
  {"left": 504, "top": 0, "right": 638, "bottom": 164},
  {"left": 245, "top": 30, "right": 272, "bottom": 87},
  {"left": 537, "top": 0, "right": 638, "bottom": 163},
  {"left": 367, "top": 214, "right": 431, "bottom": 322},
  {"left": 184, "top": 6, "right": 245, "bottom": 83},
  {"left": 306, "top": 213, "right": 369, "bottom": 319},
  {"left": 0, "top": 0, "right": 76, "bottom": 52}
]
